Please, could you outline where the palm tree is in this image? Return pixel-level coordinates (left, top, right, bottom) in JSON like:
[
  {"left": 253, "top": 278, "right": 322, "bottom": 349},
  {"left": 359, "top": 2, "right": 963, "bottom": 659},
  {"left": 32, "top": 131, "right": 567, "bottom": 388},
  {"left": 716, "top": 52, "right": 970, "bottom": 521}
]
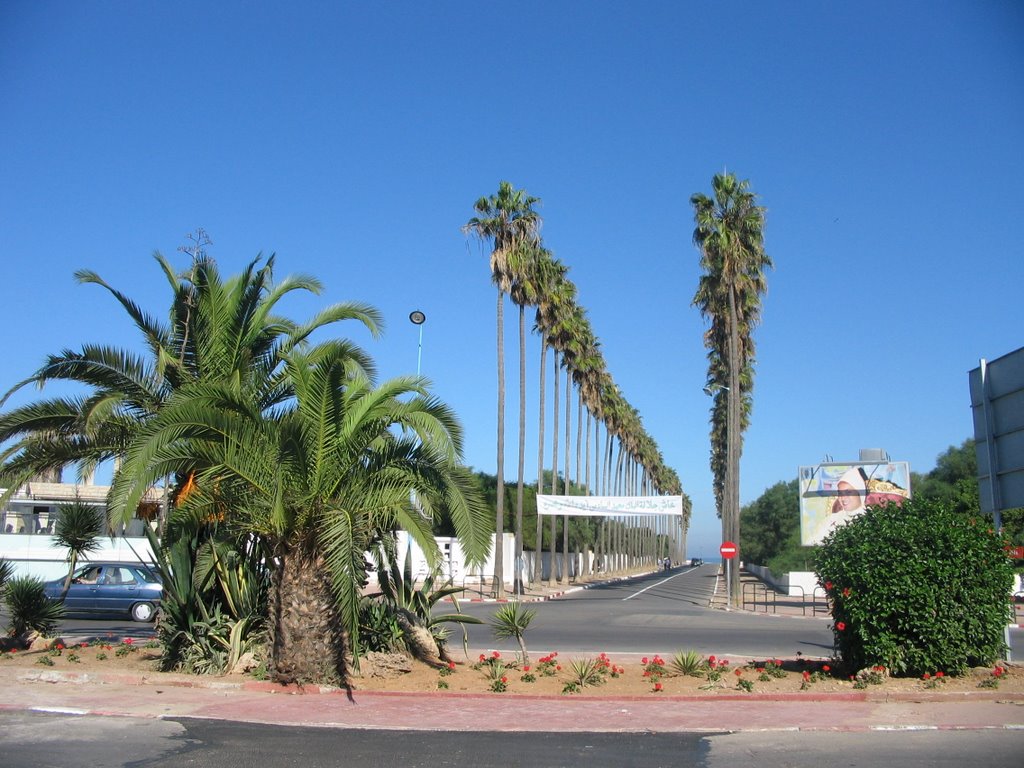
[
  {"left": 51, "top": 500, "right": 106, "bottom": 599},
  {"left": 109, "top": 344, "right": 491, "bottom": 684},
  {"left": 463, "top": 182, "right": 542, "bottom": 599},
  {"left": 691, "top": 172, "right": 771, "bottom": 606},
  {"left": 0, "top": 251, "right": 379, "bottom": 506},
  {"left": 507, "top": 240, "right": 545, "bottom": 593}
]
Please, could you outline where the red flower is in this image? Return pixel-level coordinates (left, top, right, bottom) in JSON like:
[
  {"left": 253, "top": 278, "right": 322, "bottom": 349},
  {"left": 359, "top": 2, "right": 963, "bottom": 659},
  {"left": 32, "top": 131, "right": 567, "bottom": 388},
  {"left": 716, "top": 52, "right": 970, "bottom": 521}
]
[
  {"left": 835, "top": 622, "right": 846, "bottom": 631},
  {"left": 756, "top": 668, "right": 765, "bottom": 674},
  {"left": 822, "top": 665, "right": 830, "bottom": 672},
  {"left": 479, "top": 654, "right": 486, "bottom": 662},
  {"left": 734, "top": 668, "right": 742, "bottom": 676},
  {"left": 522, "top": 665, "right": 530, "bottom": 672},
  {"left": 448, "top": 661, "right": 456, "bottom": 670},
  {"left": 492, "top": 651, "right": 500, "bottom": 658},
  {"left": 802, "top": 670, "right": 810, "bottom": 681},
  {"left": 721, "top": 659, "right": 729, "bottom": 666},
  {"left": 922, "top": 673, "right": 931, "bottom": 680},
  {"left": 708, "top": 655, "right": 716, "bottom": 664},
  {"left": 555, "top": 665, "right": 561, "bottom": 671},
  {"left": 124, "top": 638, "right": 133, "bottom": 645},
  {"left": 642, "top": 657, "right": 649, "bottom": 664},
  {"left": 501, "top": 676, "right": 507, "bottom": 683},
  {"left": 824, "top": 581, "right": 833, "bottom": 590},
  {"left": 56, "top": 643, "right": 64, "bottom": 650},
  {"left": 654, "top": 682, "right": 663, "bottom": 692},
  {"left": 842, "top": 587, "right": 851, "bottom": 597},
  {"left": 936, "top": 671, "right": 944, "bottom": 678}
]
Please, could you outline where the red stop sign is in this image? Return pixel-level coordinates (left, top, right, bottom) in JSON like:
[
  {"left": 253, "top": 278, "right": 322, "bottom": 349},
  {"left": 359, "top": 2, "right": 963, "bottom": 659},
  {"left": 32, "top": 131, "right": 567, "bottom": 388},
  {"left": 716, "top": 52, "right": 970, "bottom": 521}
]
[{"left": 720, "top": 541, "right": 738, "bottom": 559}]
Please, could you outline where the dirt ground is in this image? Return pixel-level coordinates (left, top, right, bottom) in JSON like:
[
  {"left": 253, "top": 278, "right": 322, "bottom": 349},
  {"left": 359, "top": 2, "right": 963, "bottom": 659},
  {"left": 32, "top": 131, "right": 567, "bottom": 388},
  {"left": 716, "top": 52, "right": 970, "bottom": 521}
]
[{"left": 3, "top": 637, "right": 1021, "bottom": 697}]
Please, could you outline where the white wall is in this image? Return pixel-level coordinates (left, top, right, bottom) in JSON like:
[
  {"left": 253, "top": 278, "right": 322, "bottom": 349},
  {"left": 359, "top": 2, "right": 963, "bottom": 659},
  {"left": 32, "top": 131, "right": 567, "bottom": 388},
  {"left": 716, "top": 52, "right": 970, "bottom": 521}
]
[{"left": 0, "top": 533, "right": 156, "bottom": 581}]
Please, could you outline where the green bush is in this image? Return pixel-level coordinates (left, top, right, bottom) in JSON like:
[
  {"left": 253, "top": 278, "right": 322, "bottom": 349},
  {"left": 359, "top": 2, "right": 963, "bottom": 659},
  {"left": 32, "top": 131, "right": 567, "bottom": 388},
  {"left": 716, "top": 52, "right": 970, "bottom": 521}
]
[{"left": 814, "top": 496, "right": 1014, "bottom": 676}]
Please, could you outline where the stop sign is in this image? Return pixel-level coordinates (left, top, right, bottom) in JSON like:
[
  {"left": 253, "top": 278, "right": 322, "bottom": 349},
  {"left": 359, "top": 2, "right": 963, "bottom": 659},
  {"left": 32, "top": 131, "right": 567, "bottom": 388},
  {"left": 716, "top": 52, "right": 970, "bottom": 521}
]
[{"left": 720, "top": 541, "right": 738, "bottom": 559}]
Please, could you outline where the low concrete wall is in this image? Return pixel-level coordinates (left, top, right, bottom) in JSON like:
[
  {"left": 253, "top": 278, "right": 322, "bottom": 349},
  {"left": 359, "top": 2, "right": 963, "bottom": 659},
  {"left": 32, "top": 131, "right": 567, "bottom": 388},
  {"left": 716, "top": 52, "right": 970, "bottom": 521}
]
[{"left": 745, "top": 563, "right": 820, "bottom": 598}]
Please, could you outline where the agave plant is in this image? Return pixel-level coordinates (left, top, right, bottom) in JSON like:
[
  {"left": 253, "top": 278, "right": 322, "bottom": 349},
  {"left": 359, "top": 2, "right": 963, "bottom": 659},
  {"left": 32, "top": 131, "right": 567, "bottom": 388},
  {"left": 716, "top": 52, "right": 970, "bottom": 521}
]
[
  {"left": 0, "top": 557, "right": 13, "bottom": 593},
  {"left": 3, "top": 575, "right": 64, "bottom": 641},
  {"left": 671, "top": 649, "right": 706, "bottom": 677},
  {"left": 370, "top": 540, "right": 481, "bottom": 665}
]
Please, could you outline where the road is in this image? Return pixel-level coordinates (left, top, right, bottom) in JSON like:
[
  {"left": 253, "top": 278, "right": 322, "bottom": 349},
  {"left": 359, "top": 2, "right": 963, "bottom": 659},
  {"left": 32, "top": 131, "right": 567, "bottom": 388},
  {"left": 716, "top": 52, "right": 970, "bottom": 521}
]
[
  {"left": 3, "top": 563, "right": 1018, "bottom": 659},
  {"left": 2, "top": 712, "right": 1022, "bottom": 768},
  {"left": 456, "top": 564, "right": 836, "bottom": 659}
]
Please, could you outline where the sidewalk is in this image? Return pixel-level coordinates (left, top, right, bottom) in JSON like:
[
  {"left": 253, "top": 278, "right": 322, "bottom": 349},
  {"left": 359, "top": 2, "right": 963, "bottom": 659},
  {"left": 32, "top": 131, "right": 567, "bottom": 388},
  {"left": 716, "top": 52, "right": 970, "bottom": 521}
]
[
  {"left": 3, "top": 565, "right": 1022, "bottom": 733},
  {"left": 2, "top": 665, "right": 1022, "bottom": 733}
]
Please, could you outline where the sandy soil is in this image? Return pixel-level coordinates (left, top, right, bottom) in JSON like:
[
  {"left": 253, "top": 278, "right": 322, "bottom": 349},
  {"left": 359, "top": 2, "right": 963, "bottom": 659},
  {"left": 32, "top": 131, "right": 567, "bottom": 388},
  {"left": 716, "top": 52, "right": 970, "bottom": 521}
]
[{"left": 3, "top": 638, "right": 1021, "bottom": 697}]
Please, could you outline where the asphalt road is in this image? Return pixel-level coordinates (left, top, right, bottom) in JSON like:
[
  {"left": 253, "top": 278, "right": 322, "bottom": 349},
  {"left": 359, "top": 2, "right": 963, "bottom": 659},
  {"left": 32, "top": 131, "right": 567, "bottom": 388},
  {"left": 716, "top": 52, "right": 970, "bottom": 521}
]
[
  {"left": 456, "top": 564, "right": 839, "bottom": 659},
  {"left": 2, "top": 712, "right": 1022, "bottom": 768}
]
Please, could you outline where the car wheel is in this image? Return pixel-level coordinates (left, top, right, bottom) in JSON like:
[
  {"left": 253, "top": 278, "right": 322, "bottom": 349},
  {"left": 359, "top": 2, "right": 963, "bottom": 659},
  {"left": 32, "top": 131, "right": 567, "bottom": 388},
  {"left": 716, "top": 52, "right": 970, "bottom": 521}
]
[{"left": 131, "top": 601, "right": 156, "bottom": 622}]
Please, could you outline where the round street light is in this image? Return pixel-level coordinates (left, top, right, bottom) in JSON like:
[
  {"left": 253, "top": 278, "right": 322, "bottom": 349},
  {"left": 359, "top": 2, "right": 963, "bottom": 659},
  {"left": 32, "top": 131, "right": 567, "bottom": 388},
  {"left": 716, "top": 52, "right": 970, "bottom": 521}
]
[{"left": 409, "top": 311, "right": 426, "bottom": 376}]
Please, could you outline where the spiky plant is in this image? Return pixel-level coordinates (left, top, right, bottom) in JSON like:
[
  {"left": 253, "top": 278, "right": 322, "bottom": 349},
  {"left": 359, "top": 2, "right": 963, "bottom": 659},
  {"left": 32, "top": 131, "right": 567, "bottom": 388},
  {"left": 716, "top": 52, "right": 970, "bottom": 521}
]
[
  {"left": 671, "top": 649, "right": 706, "bottom": 677},
  {"left": 3, "top": 576, "right": 64, "bottom": 641}
]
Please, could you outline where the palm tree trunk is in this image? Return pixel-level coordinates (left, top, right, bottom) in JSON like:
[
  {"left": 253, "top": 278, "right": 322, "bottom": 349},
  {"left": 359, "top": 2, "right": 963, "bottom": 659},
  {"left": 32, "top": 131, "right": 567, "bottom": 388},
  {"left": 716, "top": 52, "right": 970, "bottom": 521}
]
[
  {"left": 726, "top": 288, "right": 742, "bottom": 607},
  {"left": 515, "top": 304, "right": 527, "bottom": 595},
  {"left": 268, "top": 543, "right": 346, "bottom": 686},
  {"left": 549, "top": 350, "right": 560, "bottom": 585},
  {"left": 535, "top": 337, "right": 547, "bottom": 583},
  {"left": 561, "top": 368, "right": 570, "bottom": 585},
  {"left": 494, "top": 289, "right": 506, "bottom": 599}
]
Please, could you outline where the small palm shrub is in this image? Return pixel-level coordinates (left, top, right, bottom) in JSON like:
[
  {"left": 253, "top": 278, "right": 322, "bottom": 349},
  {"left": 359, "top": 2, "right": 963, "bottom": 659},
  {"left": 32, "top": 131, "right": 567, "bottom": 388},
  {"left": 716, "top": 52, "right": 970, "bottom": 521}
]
[
  {"left": 815, "top": 496, "right": 1015, "bottom": 676},
  {"left": 3, "top": 576, "right": 64, "bottom": 640},
  {"left": 490, "top": 602, "right": 536, "bottom": 663}
]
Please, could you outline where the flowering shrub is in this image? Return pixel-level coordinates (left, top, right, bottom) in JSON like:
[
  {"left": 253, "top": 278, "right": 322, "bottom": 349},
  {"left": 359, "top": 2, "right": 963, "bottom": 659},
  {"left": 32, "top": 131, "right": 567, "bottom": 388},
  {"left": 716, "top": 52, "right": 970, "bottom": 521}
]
[
  {"left": 115, "top": 639, "right": 138, "bottom": 658},
  {"left": 852, "top": 665, "right": 886, "bottom": 689},
  {"left": 749, "top": 659, "right": 786, "bottom": 681},
  {"left": 535, "top": 652, "right": 559, "bottom": 677},
  {"left": 815, "top": 496, "right": 1015, "bottom": 676},
  {"left": 979, "top": 666, "right": 1006, "bottom": 689},
  {"left": 921, "top": 671, "right": 946, "bottom": 689},
  {"left": 439, "top": 661, "right": 456, "bottom": 677},
  {"left": 732, "top": 667, "right": 755, "bottom": 692},
  {"left": 640, "top": 655, "right": 667, "bottom": 682}
]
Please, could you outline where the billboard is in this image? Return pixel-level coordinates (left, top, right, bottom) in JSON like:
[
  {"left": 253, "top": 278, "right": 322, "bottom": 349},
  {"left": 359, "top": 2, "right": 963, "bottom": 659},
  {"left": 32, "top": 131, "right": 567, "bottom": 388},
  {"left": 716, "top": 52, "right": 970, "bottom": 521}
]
[
  {"left": 969, "top": 347, "right": 1024, "bottom": 518},
  {"left": 799, "top": 462, "right": 911, "bottom": 546}
]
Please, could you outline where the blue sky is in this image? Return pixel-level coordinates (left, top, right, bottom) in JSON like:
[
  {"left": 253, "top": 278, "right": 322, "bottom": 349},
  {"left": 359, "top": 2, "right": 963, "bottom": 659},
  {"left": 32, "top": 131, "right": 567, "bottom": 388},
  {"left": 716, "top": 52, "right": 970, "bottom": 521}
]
[{"left": 2, "top": 2, "right": 1022, "bottom": 558}]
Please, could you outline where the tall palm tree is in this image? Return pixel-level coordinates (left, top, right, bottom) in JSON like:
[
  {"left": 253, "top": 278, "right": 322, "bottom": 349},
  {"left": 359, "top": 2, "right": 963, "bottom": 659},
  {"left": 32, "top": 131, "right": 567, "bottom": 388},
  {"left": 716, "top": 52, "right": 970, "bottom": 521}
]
[
  {"left": 108, "top": 344, "right": 490, "bottom": 684},
  {"left": 691, "top": 171, "right": 771, "bottom": 606},
  {"left": 507, "top": 240, "right": 544, "bottom": 593},
  {"left": 463, "top": 182, "right": 542, "bottom": 599}
]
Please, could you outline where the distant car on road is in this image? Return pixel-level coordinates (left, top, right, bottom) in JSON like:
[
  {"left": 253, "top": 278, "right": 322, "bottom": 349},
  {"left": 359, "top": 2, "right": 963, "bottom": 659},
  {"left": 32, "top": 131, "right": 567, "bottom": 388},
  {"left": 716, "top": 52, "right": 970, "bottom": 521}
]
[
  {"left": 43, "top": 562, "right": 162, "bottom": 622},
  {"left": 690, "top": 558, "right": 704, "bottom": 567}
]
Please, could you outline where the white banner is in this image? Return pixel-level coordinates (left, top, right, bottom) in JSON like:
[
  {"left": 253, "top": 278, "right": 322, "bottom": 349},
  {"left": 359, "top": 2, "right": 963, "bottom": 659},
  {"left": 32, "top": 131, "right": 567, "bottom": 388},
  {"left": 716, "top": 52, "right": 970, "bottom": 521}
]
[{"left": 537, "top": 495, "right": 683, "bottom": 517}]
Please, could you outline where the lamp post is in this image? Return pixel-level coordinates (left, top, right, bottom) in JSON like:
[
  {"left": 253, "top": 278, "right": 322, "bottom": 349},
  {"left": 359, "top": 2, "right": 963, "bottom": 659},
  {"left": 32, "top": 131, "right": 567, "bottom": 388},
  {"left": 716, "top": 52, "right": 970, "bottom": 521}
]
[{"left": 409, "top": 311, "right": 426, "bottom": 376}]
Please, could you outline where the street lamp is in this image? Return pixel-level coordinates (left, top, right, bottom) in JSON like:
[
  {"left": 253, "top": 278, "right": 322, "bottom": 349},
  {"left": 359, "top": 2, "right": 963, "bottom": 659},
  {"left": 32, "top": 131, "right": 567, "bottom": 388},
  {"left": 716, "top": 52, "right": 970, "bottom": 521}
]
[{"left": 409, "top": 310, "right": 426, "bottom": 376}]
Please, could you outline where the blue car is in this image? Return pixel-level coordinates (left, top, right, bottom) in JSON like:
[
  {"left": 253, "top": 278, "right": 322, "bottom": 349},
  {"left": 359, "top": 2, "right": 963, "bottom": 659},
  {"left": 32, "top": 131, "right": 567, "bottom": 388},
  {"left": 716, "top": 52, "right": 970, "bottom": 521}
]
[{"left": 43, "top": 562, "right": 162, "bottom": 622}]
